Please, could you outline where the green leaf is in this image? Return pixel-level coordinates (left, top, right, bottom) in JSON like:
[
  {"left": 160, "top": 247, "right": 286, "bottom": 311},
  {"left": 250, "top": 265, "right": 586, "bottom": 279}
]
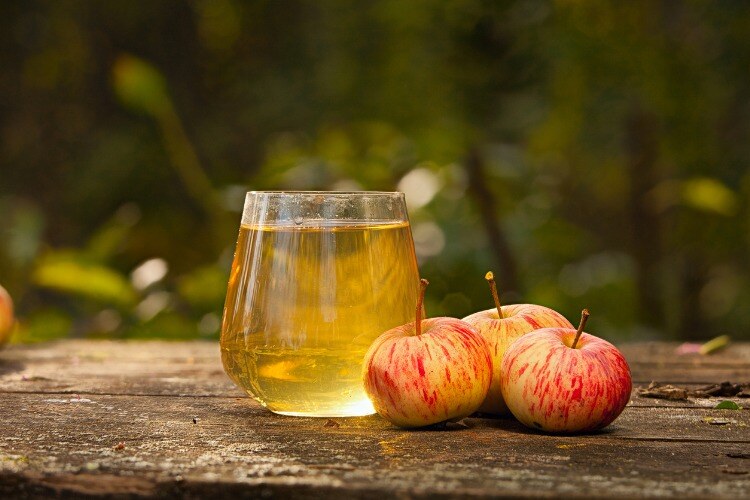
[
  {"left": 699, "top": 334, "right": 730, "bottom": 355},
  {"left": 177, "top": 265, "right": 229, "bottom": 311},
  {"left": 714, "top": 401, "right": 741, "bottom": 410},
  {"left": 112, "top": 54, "right": 171, "bottom": 116},
  {"left": 32, "top": 252, "right": 137, "bottom": 307},
  {"left": 124, "top": 312, "right": 198, "bottom": 340},
  {"left": 681, "top": 177, "right": 739, "bottom": 216},
  {"left": 19, "top": 309, "right": 73, "bottom": 342}
]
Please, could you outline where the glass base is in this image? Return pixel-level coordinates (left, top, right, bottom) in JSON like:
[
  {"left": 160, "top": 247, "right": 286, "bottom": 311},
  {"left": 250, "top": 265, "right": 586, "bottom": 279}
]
[
  {"left": 263, "top": 397, "right": 377, "bottom": 418},
  {"left": 271, "top": 409, "right": 377, "bottom": 418}
]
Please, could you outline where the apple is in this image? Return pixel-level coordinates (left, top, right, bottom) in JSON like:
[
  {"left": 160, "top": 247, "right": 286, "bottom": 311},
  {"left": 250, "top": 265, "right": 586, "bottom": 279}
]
[
  {"left": 0, "top": 284, "right": 15, "bottom": 347},
  {"left": 462, "top": 272, "right": 573, "bottom": 415},
  {"left": 362, "top": 279, "right": 493, "bottom": 428},
  {"left": 500, "top": 310, "right": 632, "bottom": 433}
]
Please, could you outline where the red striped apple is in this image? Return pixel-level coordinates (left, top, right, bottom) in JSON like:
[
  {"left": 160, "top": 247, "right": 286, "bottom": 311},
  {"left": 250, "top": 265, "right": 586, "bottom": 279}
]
[
  {"left": 462, "top": 272, "right": 573, "bottom": 415},
  {"left": 500, "top": 310, "right": 632, "bottom": 433},
  {"left": 363, "top": 279, "right": 492, "bottom": 428},
  {"left": 0, "top": 284, "right": 15, "bottom": 347}
]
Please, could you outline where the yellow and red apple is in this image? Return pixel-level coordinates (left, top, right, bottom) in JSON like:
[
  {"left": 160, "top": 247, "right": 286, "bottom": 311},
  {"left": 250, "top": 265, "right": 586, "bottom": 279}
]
[
  {"left": 462, "top": 272, "right": 573, "bottom": 415},
  {"left": 363, "top": 279, "right": 493, "bottom": 428},
  {"left": 0, "top": 284, "right": 15, "bottom": 346},
  {"left": 500, "top": 310, "right": 632, "bottom": 433}
]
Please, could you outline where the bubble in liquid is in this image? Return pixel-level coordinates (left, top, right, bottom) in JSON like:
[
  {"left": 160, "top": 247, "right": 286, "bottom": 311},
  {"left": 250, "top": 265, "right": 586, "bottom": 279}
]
[{"left": 293, "top": 216, "right": 304, "bottom": 225}]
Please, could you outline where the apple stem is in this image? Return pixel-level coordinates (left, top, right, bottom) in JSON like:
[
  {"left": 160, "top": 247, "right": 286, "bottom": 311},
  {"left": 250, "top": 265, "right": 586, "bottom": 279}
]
[
  {"left": 570, "top": 309, "right": 590, "bottom": 349},
  {"left": 485, "top": 271, "right": 504, "bottom": 319},
  {"left": 415, "top": 279, "right": 429, "bottom": 336}
]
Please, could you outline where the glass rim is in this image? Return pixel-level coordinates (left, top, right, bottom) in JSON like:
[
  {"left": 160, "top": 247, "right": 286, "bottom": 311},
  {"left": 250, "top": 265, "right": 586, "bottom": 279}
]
[
  {"left": 242, "top": 190, "right": 409, "bottom": 224},
  {"left": 246, "top": 190, "right": 404, "bottom": 196}
]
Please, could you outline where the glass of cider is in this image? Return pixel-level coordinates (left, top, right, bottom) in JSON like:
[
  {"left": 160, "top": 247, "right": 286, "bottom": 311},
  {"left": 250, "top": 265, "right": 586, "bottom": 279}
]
[{"left": 220, "top": 191, "right": 419, "bottom": 417}]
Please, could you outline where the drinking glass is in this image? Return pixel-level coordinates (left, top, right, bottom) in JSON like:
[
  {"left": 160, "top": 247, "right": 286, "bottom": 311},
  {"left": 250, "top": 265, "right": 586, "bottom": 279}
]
[{"left": 220, "top": 191, "right": 419, "bottom": 417}]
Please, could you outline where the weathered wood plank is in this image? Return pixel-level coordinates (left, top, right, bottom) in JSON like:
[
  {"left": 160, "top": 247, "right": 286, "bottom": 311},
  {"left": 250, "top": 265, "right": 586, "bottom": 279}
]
[
  {"left": 627, "top": 365, "right": 750, "bottom": 384},
  {"left": 627, "top": 395, "right": 748, "bottom": 409},
  {"left": 1, "top": 341, "right": 748, "bottom": 397},
  {"left": 0, "top": 341, "right": 239, "bottom": 397},
  {"left": 0, "top": 341, "right": 748, "bottom": 498},
  {"left": 1, "top": 392, "right": 748, "bottom": 498},
  {"left": 621, "top": 341, "right": 750, "bottom": 362}
]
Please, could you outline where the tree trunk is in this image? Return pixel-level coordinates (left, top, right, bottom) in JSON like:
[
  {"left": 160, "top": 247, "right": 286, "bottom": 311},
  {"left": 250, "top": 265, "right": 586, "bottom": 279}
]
[
  {"left": 465, "top": 147, "right": 521, "bottom": 296},
  {"left": 625, "top": 108, "right": 663, "bottom": 330}
]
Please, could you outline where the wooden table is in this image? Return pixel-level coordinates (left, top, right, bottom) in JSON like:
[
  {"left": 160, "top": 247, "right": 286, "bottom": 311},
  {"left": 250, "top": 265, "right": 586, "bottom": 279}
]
[{"left": 1, "top": 341, "right": 748, "bottom": 498}]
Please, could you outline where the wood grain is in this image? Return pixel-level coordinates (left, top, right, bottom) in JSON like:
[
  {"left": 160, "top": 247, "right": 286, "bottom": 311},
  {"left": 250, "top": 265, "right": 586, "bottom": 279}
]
[{"left": 1, "top": 341, "right": 748, "bottom": 498}]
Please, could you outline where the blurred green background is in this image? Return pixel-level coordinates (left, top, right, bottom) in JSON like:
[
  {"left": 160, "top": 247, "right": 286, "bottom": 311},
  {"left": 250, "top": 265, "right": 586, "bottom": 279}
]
[{"left": 1, "top": 0, "right": 749, "bottom": 343}]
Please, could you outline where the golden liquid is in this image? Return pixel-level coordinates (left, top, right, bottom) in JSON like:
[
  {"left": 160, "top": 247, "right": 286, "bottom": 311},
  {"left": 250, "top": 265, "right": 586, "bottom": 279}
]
[{"left": 220, "top": 221, "right": 419, "bottom": 417}]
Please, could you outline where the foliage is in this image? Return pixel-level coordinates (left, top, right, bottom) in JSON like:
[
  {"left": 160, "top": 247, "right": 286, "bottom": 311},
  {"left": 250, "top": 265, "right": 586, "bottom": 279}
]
[{"left": 1, "top": 1, "right": 749, "bottom": 341}]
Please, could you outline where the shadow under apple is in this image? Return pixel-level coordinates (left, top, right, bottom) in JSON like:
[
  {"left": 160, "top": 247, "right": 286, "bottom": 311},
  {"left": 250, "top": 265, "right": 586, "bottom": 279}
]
[{"left": 469, "top": 415, "right": 620, "bottom": 437}]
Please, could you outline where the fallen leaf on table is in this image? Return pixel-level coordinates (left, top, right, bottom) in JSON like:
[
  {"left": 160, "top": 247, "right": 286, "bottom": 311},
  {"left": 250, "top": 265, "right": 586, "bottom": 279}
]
[
  {"left": 675, "top": 343, "right": 702, "bottom": 355},
  {"left": 638, "top": 382, "right": 689, "bottom": 400},
  {"left": 676, "top": 335, "right": 731, "bottom": 356},
  {"left": 699, "top": 334, "right": 730, "bottom": 355},
  {"left": 694, "top": 382, "right": 744, "bottom": 397},
  {"left": 638, "top": 381, "right": 750, "bottom": 400},
  {"left": 714, "top": 400, "right": 742, "bottom": 410}
]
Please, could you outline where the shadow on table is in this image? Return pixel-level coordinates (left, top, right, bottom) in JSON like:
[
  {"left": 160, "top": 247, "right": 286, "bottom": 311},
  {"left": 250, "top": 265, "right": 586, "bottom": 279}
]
[
  {"left": 471, "top": 414, "right": 617, "bottom": 438},
  {"left": 217, "top": 397, "right": 617, "bottom": 437}
]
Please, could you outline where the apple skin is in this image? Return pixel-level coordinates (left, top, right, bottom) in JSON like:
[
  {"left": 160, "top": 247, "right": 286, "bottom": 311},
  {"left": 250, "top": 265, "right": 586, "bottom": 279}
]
[
  {"left": 500, "top": 327, "right": 631, "bottom": 433},
  {"left": 0, "top": 284, "right": 15, "bottom": 347},
  {"left": 462, "top": 305, "right": 573, "bottom": 415},
  {"left": 363, "top": 317, "right": 493, "bottom": 428}
]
